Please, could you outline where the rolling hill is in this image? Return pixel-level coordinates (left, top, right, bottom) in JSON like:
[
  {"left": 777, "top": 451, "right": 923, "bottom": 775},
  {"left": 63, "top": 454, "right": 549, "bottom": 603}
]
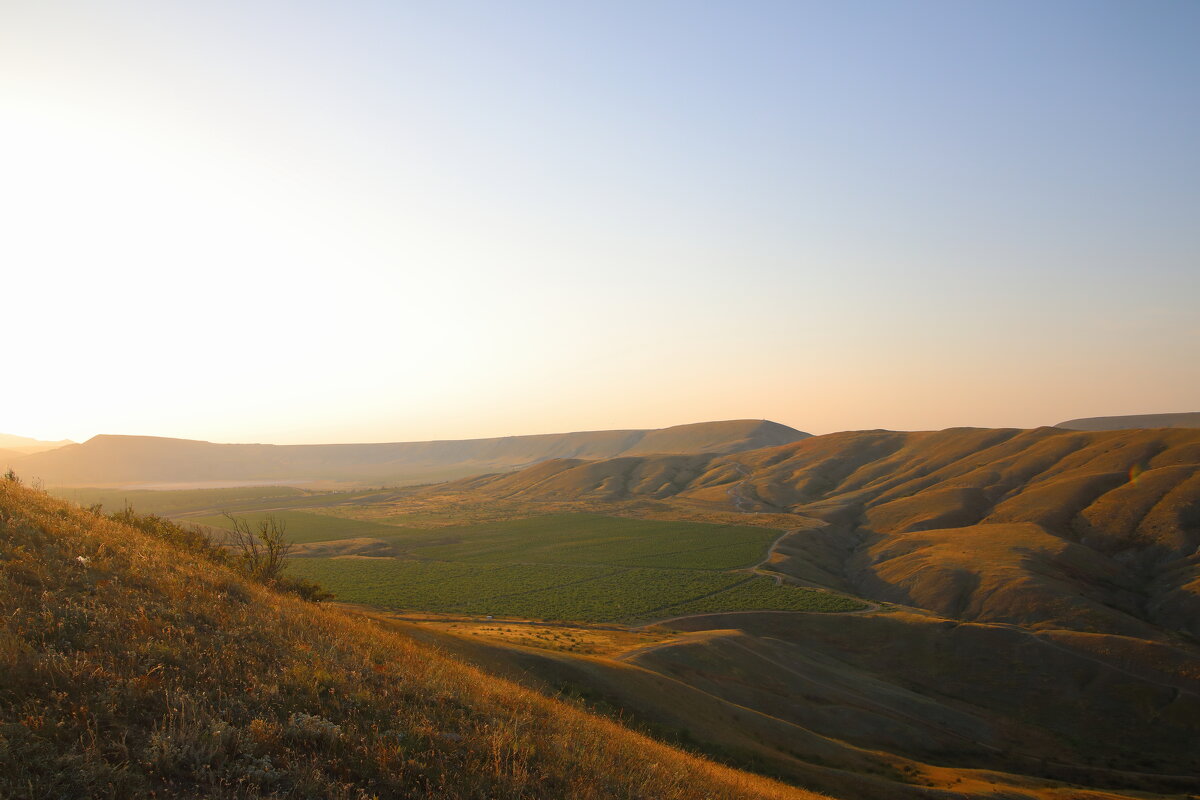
[
  {"left": 436, "top": 426, "right": 1200, "bottom": 636},
  {"left": 394, "top": 425, "right": 1200, "bottom": 797},
  {"left": 10, "top": 423, "right": 1200, "bottom": 798},
  {"left": 0, "top": 478, "right": 814, "bottom": 799},
  {"left": 1056, "top": 411, "right": 1200, "bottom": 430},
  {"left": 7, "top": 419, "right": 807, "bottom": 489}
]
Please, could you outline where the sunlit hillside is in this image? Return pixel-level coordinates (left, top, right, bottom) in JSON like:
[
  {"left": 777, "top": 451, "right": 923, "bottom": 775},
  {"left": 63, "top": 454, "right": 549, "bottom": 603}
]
[{"left": 0, "top": 479, "right": 817, "bottom": 799}]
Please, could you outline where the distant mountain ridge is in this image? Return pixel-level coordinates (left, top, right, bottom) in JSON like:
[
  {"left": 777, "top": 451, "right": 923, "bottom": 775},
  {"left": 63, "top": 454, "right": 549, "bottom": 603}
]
[
  {"left": 1056, "top": 412, "right": 1200, "bottom": 430},
  {"left": 9, "top": 419, "right": 808, "bottom": 488},
  {"left": 0, "top": 433, "right": 74, "bottom": 455}
]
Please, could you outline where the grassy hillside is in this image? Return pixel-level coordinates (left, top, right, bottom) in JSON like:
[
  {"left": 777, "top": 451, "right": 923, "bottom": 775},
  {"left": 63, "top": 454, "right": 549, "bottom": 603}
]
[
  {"left": 648, "top": 611, "right": 1200, "bottom": 795},
  {"left": 50, "top": 485, "right": 314, "bottom": 517},
  {"left": 14, "top": 427, "right": 1197, "bottom": 799},
  {"left": 10, "top": 420, "right": 808, "bottom": 489},
  {"left": 0, "top": 479, "right": 817, "bottom": 799},
  {"left": 189, "top": 510, "right": 409, "bottom": 545}
]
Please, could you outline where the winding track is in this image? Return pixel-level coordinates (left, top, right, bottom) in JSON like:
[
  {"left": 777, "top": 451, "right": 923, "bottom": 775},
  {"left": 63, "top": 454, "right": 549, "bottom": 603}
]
[
  {"left": 724, "top": 462, "right": 756, "bottom": 512},
  {"left": 748, "top": 527, "right": 794, "bottom": 583}
]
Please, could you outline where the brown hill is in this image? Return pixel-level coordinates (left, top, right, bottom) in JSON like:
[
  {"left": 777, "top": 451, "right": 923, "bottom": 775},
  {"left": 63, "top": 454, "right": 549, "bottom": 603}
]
[
  {"left": 0, "top": 478, "right": 815, "bottom": 799},
  {"left": 10, "top": 419, "right": 808, "bottom": 489},
  {"left": 387, "top": 604, "right": 1200, "bottom": 799},
  {"left": 644, "top": 611, "right": 1200, "bottom": 796},
  {"left": 625, "top": 420, "right": 803, "bottom": 456},
  {"left": 410, "top": 426, "right": 1200, "bottom": 797},
  {"left": 436, "top": 426, "right": 1200, "bottom": 637},
  {"left": 1056, "top": 412, "right": 1200, "bottom": 430}
]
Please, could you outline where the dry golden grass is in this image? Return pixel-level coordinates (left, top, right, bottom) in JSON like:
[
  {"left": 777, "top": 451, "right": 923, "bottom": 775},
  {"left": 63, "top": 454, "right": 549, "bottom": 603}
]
[
  {"left": 353, "top": 609, "right": 677, "bottom": 658},
  {"left": 0, "top": 480, "right": 821, "bottom": 799}
]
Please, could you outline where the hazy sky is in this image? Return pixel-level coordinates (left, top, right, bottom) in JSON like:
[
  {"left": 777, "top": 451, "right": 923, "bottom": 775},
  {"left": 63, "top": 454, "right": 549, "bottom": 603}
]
[{"left": 4, "top": 1, "right": 1198, "bottom": 444}]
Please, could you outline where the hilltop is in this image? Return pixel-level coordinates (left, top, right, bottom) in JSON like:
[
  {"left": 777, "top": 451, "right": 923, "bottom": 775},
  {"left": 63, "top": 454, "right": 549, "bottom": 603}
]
[
  {"left": 7, "top": 420, "right": 806, "bottom": 489},
  {"left": 0, "top": 478, "right": 814, "bottom": 799},
  {"left": 1056, "top": 411, "right": 1200, "bottom": 430}
]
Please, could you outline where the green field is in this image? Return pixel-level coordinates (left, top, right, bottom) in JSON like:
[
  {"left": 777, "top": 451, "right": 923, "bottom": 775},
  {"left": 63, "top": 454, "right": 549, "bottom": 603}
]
[
  {"left": 189, "top": 510, "right": 405, "bottom": 544},
  {"left": 146, "top": 505, "right": 864, "bottom": 621},
  {"left": 392, "top": 514, "right": 779, "bottom": 569},
  {"left": 50, "top": 486, "right": 312, "bottom": 516},
  {"left": 48, "top": 486, "right": 400, "bottom": 518},
  {"left": 288, "top": 558, "right": 759, "bottom": 622},
  {"left": 195, "top": 511, "right": 779, "bottom": 566},
  {"left": 287, "top": 559, "right": 615, "bottom": 613},
  {"left": 241, "top": 511, "right": 867, "bottom": 622},
  {"left": 657, "top": 577, "right": 865, "bottom": 617}
]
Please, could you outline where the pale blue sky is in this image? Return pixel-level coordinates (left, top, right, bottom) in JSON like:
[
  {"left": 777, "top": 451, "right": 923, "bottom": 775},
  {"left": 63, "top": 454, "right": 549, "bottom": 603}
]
[{"left": 3, "top": 1, "right": 1197, "bottom": 443}]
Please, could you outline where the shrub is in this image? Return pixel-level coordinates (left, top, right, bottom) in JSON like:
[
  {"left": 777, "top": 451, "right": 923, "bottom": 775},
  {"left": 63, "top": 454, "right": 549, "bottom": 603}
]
[
  {"left": 275, "top": 575, "right": 334, "bottom": 602},
  {"left": 223, "top": 512, "right": 292, "bottom": 583}
]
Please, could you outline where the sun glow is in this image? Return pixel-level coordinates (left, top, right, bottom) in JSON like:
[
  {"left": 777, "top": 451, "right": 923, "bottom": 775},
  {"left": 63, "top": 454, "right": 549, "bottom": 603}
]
[{"left": 3, "top": 2, "right": 1197, "bottom": 444}]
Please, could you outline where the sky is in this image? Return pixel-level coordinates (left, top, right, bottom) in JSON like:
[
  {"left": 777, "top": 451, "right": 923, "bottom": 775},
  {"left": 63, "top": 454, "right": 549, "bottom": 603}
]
[{"left": 3, "top": 0, "right": 1198, "bottom": 445}]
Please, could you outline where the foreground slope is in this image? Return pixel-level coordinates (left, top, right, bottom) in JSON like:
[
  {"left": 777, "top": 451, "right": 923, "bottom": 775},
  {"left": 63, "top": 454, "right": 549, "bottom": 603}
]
[
  {"left": 0, "top": 481, "right": 815, "bottom": 799},
  {"left": 10, "top": 419, "right": 808, "bottom": 488},
  {"left": 403, "top": 608, "right": 1200, "bottom": 800}
]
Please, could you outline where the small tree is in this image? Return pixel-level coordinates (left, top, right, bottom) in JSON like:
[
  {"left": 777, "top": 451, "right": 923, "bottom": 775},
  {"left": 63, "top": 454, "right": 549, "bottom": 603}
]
[{"left": 223, "top": 512, "right": 293, "bottom": 584}]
